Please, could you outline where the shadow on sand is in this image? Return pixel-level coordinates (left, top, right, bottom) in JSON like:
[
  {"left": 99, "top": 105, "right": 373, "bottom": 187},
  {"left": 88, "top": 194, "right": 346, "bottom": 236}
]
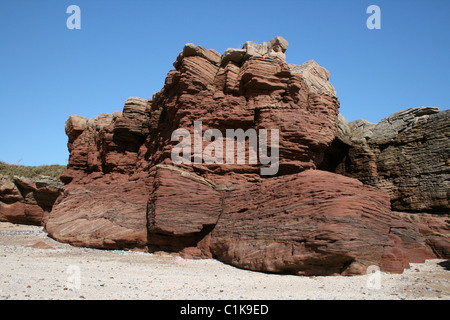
[{"left": 437, "top": 260, "right": 450, "bottom": 271}]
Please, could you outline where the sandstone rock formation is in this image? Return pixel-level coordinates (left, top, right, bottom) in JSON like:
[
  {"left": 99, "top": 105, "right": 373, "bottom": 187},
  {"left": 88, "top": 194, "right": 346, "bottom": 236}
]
[
  {"left": 39, "top": 37, "right": 450, "bottom": 275},
  {"left": 0, "top": 175, "right": 62, "bottom": 225},
  {"left": 330, "top": 107, "right": 450, "bottom": 260},
  {"left": 336, "top": 107, "right": 449, "bottom": 214},
  {"left": 210, "top": 170, "right": 435, "bottom": 275}
]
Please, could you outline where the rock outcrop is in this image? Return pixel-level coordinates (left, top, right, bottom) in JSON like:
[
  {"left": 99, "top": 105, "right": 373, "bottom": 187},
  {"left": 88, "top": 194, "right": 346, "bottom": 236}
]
[
  {"left": 210, "top": 170, "right": 435, "bottom": 275},
  {"left": 337, "top": 107, "right": 449, "bottom": 214},
  {"left": 40, "top": 37, "right": 449, "bottom": 275},
  {"left": 0, "top": 175, "right": 62, "bottom": 225},
  {"left": 331, "top": 107, "right": 450, "bottom": 259}
]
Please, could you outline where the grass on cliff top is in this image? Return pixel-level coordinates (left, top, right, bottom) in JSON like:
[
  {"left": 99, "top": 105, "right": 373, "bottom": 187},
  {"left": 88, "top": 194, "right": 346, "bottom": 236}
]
[{"left": 0, "top": 161, "right": 67, "bottom": 179}]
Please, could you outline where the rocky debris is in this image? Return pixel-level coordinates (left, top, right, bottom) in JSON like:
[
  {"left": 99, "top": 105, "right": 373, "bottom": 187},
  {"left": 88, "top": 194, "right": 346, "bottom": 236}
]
[
  {"left": 39, "top": 37, "right": 450, "bottom": 275},
  {"left": 0, "top": 175, "right": 62, "bottom": 225},
  {"left": 26, "top": 240, "right": 55, "bottom": 250}
]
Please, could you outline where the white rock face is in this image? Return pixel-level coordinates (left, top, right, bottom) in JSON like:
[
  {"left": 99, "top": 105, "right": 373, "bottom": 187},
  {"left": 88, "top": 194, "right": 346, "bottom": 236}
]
[
  {"left": 369, "top": 107, "right": 441, "bottom": 144},
  {"left": 348, "top": 119, "right": 377, "bottom": 143},
  {"left": 242, "top": 36, "right": 289, "bottom": 61},
  {"left": 289, "top": 60, "right": 337, "bottom": 97}
]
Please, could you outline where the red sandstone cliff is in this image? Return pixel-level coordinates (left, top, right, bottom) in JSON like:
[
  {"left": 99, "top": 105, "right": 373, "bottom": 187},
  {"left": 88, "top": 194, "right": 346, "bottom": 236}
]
[{"left": 15, "top": 37, "right": 448, "bottom": 275}]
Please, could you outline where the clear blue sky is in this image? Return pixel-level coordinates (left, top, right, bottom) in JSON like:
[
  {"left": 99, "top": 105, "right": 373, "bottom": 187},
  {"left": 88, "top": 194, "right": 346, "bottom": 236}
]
[{"left": 1, "top": 0, "right": 449, "bottom": 166}]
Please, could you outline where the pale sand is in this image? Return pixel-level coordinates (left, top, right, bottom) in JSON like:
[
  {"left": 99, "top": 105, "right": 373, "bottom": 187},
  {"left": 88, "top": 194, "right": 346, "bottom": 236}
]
[{"left": 0, "top": 222, "right": 448, "bottom": 300}]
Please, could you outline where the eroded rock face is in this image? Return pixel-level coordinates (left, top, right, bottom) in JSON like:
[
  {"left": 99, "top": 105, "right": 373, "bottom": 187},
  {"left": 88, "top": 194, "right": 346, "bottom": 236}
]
[
  {"left": 337, "top": 107, "right": 450, "bottom": 214},
  {"left": 0, "top": 175, "right": 62, "bottom": 225},
  {"left": 147, "top": 165, "right": 224, "bottom": 254},
  {"left": 289, "top": 60, "right": 337, "bottom": 97},
  {"left": 330, "top": 107, "right": 450, "bottom": 260},
  {"left": 45, "top": 173, "right": 150, "bottom": 250},
  {"left": 43, "top": 37, "right": 449, "bottom": 275},
  {"left": 391, "top": 212, "right": 449, "bottom": 260},
  {"left": 210, "top": 170, "right": 435, "bottom": 275},
  {"left": 149, "top": 38, "right": 340, "bottom": 176}
]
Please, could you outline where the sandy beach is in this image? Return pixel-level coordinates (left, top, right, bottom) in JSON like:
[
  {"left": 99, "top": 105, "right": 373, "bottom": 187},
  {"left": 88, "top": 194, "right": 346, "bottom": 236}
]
[{"left": 0, "top": 222, "right": 448, "bottom": 300}]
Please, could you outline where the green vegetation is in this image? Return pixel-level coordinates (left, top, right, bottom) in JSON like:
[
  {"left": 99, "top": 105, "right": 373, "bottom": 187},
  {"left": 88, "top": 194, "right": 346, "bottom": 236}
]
[{"left": 0, "top": 161, "right": 66, "bottom": 179}]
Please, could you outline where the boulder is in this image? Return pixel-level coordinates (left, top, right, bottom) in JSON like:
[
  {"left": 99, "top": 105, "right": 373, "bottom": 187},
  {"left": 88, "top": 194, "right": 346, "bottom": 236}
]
[{"left": 45, "top": 173, "right": 150, "bottom": 250}]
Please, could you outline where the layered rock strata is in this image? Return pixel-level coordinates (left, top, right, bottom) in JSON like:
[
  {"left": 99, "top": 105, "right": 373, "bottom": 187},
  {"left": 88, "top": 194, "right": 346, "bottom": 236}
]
[
  {"left": 0, "top": 175, "right": 62, "bottom": 225},
  {"left": 336, "top": 107, "right": 449, "bottom": 214},
  {"left": 40, "top": 37, "right": 449, "bottom": 275},
  {"left": 332, "top": 107, "right": 450, "bottom": 260}
]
